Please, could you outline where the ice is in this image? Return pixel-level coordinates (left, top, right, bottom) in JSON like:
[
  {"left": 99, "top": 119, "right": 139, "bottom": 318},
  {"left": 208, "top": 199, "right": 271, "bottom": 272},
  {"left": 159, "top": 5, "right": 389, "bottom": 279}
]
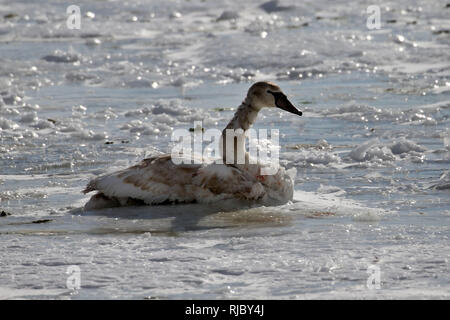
[
  {"left": 317, "top": 184, "right": 346, "bottom": 195},
  {"left": 42, "top": 50, "right": 79, "bottom": 63},
  {"left": 429, "top": 171, "right": 450, "bottom": 190},
  {"left": 0, "top": 117, "right": 19, "bottom": 130},
  {"left": 349, "top": 138, "right": 381, "bottom": 162},
  {"left": 32, "top": 119, "right": 54, "bottom": 130},
  {"left": 390, "top": 138, "right": 427, "bottom": 155},
  {"left": 217, "top": 11, "right": 240, "bottom": 21},
  {"left": 348, "top": 138, "right": 427, "bottom": 163},
  {"left": 259, "top": 0, "right": 295, "bottom": 13},
  {"left": 284, "top": 149, "right": 341, "bottom": 167},
  {"left": 19, "top": 112, "right": 38, "bottom": 124},
  {"left": 71, "top": 130, "right": 108, "bottom": 141}
]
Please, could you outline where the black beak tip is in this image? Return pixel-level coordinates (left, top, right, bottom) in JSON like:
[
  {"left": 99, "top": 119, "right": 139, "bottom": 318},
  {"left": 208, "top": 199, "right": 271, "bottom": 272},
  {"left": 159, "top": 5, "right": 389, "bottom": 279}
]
[{"left": 270, "top": 91, "right": 303, "bottom": 117}]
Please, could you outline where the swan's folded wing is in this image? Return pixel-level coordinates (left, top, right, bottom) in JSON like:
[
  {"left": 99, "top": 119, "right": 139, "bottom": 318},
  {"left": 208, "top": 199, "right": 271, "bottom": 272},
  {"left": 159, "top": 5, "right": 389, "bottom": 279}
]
[
  {"left": 83, "top": 154, "right": 202, "bottom": 203},
  {"left": 192, "top": 164, "right": 265, "bottom": 200},
  {"left": 83, "top": 154, "right": 265, "bottom": 203}
]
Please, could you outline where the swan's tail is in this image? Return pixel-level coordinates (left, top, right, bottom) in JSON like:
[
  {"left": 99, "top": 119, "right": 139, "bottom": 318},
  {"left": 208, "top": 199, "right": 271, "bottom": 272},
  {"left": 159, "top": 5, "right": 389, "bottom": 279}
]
[
  {"left": 82, "top": 180, "right": 97, "bottom": 194},
  {"left": 84, "top": 192, "right": 120, "bottom": 210}
]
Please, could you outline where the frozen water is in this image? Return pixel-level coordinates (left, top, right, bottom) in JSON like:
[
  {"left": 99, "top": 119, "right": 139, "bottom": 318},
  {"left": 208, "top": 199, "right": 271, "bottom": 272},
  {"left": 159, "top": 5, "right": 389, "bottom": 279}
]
[{"left": 0, "top": 0, "right": 449, "bottom": 299}]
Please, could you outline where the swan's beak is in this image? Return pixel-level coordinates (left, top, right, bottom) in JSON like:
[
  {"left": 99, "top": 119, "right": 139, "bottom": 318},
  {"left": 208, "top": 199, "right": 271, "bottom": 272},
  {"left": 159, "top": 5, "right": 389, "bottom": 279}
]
[
  {"left": 275, "top": 94, "right": 302, "bottom": 116},
  {"left": 268, "top": 90, "right": 302, "bottom": 116}
]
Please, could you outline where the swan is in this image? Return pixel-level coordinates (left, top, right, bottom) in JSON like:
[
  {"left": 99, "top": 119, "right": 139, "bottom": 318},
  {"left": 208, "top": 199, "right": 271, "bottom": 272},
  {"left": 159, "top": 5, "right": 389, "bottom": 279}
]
[{"left": 83, "top": 81, "right": 303, "bottom": 209}]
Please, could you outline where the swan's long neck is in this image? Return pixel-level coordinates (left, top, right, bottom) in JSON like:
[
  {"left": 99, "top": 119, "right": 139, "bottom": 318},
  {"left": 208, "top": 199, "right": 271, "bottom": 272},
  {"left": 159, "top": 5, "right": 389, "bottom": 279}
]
[
  {"left": 224, "top": 97, "right": 259, "bottom": 131},
  {"left": 220, "top": 97, "right": 259, "bottom": 165}
]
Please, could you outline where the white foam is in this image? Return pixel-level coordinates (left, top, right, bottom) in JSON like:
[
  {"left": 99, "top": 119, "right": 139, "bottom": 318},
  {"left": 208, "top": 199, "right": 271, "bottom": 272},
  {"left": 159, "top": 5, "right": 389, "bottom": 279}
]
[
  {"left": 292, "top": 190, "right": 387, "bottom": 221},
  {"left": 0, "top": 117, "right": 19, "bottom": 130}
]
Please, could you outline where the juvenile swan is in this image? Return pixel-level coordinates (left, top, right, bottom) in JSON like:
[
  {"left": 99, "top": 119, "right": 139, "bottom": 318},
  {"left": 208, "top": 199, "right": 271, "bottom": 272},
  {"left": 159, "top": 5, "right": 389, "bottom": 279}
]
[{"left": 83, "top": 81, "right": 302, "bottom": 209}]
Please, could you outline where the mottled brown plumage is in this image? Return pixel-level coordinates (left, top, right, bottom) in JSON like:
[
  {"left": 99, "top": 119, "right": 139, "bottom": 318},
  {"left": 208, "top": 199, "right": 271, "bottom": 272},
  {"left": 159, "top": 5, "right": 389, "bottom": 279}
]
[{"left": 83, "top": 81, "right": 302, "bottom": 209}]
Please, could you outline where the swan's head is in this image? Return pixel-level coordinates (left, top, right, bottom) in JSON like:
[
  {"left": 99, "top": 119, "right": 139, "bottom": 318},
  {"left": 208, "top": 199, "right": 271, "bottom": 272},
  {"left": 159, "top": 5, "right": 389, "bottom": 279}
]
[{"left": 247, "top": 81, "right": 302, "bottom": 116}]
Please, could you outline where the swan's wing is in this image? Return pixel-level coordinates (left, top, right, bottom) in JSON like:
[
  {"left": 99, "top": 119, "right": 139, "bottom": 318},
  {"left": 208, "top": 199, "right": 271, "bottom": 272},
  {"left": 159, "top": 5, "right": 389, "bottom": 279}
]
[
  {"left": 192, "top": 164, "right": 265, "bottom": 200},
  {"left": 83, "top": 154, "right": 203, "bottom": 204},
  {"left": 84, "top": 154, "right": 266, "bottom": 204}
]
